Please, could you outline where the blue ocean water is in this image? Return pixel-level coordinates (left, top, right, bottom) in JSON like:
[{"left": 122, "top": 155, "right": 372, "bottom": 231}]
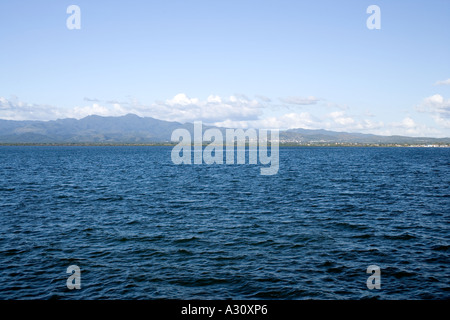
[{"left": 0, "top": 146, "right": 448, "bottom": 299}]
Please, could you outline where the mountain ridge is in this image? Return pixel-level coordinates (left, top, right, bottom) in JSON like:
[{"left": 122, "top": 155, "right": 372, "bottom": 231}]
[{"left": 0, "top": 114, "right": 449, "bottom": 145}]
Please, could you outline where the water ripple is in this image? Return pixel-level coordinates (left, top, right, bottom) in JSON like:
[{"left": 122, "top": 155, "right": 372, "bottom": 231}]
[{"left": 0, "top": 146, "right": 448, "bottom": 300}]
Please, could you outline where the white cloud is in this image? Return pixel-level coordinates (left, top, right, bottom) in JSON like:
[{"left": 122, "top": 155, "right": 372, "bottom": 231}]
[
  {"left": 83, "top": 97, "right": 101, "bottom": 102},
  {"left": 400, "top": 117, "right": 415, "bottom": 128},
  {"left": 416, "top": 94, "right": 450, "bottom": 128},
  {"left": 328, "top": 111, "right": 355, "bottom": 126},
  {"left": 434, "top": 79, "right": 450, "bottom": 86},
  {"left": 355, "top": 119, "right": 384, "bottom": 130},
  {"left": 68, "top": 103, "right": 128, "bottom": 119},
  {"left": 423, "top": 94, "right": 446, "bottom": 105},
  {"left": 375, "top": 117, "right": 439, "bottom": 137},
  {"left": 364, "top": 110, "right": 375, "bottom": 117},
  {"left": 149, "top": 94, "right": 262, "bottom": 123},
  {"left": 255, "top": 95, "right": 271, "bottom": 102},
  {"left": 0, "top": 94, "right": 264, "bottom": 124},
  {"left": 321, "top": 111, "right": 360, "bottom": 131},
  {"left": 279, "top": 96, "right": 320, "bottom": 105},
  {"left": 1, "top": 94, "right": 448, "bottom": 137},
  {"left": 206, "top": 95, "right": 222, "bottom": 103},
  {"left": 0, "top": 97, "right": 65, "bottom": 121},
  {"left": 166, "top": 93, "right": 200, "bottom": 106},
  {"left": 213, "top": 112, "right": 318, "bottom": 130}
]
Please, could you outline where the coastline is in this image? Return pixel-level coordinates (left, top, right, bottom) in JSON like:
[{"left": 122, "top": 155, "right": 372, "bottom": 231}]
[{"left": 1, "top": 143, "right": 449, "bottom": 147}]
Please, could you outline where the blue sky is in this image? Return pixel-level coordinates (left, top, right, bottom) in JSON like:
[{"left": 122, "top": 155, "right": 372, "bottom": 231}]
[{"left": 1, "top": 0, "right": 449, "bottom": 137}]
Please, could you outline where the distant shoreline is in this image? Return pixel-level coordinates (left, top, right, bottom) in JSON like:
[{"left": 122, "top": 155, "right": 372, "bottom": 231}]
[{"left": 1, "top": 143, "right": 449, "bottom": 147}]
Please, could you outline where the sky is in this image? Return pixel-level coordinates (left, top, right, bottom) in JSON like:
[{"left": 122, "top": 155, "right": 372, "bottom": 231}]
[{"left": 1, "top": 0, "right": 449, "bottom": 137}]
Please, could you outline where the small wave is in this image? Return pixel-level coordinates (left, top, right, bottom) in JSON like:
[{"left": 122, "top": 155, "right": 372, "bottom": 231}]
[
  {"left": 1, "top": 248, "right": 26, "bottom": 256},
  {"left": 173, "top": 236, "right": 199, "bottom": 243},
  {"left": 95, "top": 196, "right": 124, "bottom": 201},
  {"left": 176, "top": 249, "right": 193, "bottom": 255},
  {"left": 251, "top": 288, "right": 307, "bottom": 299},
  {"left": 352, "top": 233, "right": 372, "bottom": 239},
  {"left": 126, "top": 220, "right": 141, "bottom": 225},
  {"left": 431, "top": 245, "right": 449, "bottom": 252},
  {"left": 326, "top": 266, "right": 346, "bottom": 273},
  {"left": 0, "top": 187, "right": 15, "bottom": 191},
  {"left": 335, "top": 222, "right": 369, "bottom": 231},
  {"left": 383, "top": 232, "right": 416, "bottom": 240}
]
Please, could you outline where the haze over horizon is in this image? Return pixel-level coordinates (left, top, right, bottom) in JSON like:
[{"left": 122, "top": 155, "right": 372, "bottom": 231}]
[{"left": 1, "top": 0, "right": 450, "bottom": 137}]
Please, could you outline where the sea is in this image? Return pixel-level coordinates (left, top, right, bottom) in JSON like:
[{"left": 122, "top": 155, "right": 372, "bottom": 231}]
[{"left": 0, "top": 146, "right": 448, "bottom": 299}]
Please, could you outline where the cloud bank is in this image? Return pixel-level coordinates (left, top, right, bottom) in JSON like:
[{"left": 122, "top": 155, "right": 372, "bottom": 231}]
[{"left": 0, "top": 93, "right": 448, "bottom": 137}]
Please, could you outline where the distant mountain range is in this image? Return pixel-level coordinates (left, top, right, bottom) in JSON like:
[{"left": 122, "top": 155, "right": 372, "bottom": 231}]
[
  {"left": 0, "top": 114, "right": 449, "bottom": 145},
  {"left": 0, "top": 114, "right": 189, "bottom": 143}
]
